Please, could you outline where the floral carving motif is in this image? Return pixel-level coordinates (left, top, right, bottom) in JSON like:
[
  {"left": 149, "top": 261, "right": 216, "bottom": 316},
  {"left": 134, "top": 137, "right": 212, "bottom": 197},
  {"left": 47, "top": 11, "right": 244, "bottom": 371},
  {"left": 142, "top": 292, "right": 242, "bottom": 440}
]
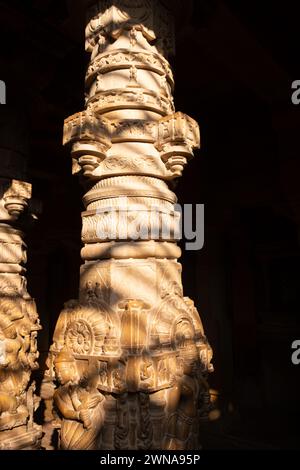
[
  {"left": 103, "top": 155, "right": 155, "bottom": 171},
  {"left": 65, "top": 320, "right": 93, "bottom": 355}
]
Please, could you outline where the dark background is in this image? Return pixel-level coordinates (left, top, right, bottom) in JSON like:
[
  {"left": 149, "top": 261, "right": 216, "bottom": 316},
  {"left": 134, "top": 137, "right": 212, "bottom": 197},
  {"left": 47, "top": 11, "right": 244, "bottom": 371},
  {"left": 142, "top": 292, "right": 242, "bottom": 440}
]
[{"left": 0, "top": 0, "right": 300, "bottom": 449}]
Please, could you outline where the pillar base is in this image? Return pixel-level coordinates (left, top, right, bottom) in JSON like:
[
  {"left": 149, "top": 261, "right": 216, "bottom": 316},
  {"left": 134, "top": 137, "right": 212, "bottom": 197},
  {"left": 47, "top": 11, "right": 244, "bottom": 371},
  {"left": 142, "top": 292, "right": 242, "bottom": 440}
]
[
  {"left": 0, "top": 424, "right": 42, "bottom": 450},
  {"left": 47, "top": 257, "right": 213, "bottom": 450}
]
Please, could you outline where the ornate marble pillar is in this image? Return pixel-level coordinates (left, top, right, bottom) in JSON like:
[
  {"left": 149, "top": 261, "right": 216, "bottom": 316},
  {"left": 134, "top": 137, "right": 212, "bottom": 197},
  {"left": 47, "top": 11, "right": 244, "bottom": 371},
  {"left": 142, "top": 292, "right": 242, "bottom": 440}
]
[
  {"left": 0, "top": 110, "right": 42, "bottom": 449},
  {"left": 47, "top": 0, "right": 213, "bottom": 450}
]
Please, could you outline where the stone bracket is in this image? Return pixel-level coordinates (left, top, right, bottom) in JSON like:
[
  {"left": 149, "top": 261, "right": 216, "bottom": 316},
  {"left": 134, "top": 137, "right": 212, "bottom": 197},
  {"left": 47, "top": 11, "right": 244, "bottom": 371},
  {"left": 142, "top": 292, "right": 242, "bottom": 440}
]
[
  {"left": 64, "top": 111, "right": 200, "bottom": 179},
  {"left": 2, "top": 179, "right": 32, "bottom": 218}
]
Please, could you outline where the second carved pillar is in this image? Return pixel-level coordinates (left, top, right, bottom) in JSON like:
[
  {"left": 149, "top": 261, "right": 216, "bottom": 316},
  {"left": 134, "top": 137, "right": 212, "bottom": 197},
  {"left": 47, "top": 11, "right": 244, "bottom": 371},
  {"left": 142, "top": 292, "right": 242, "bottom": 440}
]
[{"left": 0, "top": 109, "right": 42, "bottom": 449}]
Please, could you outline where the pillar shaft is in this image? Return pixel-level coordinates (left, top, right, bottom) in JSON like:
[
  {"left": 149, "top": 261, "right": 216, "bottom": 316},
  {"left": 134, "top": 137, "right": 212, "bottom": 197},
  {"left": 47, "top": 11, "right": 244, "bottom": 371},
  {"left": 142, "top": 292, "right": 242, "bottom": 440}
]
[{"left": 48, "top": 0, "right": 213, "bottom": 450}]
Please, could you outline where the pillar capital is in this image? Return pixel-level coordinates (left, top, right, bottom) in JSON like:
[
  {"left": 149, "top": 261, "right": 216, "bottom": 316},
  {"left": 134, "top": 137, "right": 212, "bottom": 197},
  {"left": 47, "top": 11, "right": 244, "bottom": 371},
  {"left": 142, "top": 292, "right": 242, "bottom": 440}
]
[{"left": 85, "top": 0, "right": 175, "bottom": 59}]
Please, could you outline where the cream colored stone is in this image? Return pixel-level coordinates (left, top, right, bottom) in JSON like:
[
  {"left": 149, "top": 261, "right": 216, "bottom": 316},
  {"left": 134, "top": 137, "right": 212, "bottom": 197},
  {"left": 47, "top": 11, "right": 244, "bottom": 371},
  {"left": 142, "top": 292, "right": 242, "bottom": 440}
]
[
  {"left": 47, "top": 0, "right": 212, "bottom": 450},
  {"left": 0, "top": 180, "right": 42, "bottom": 449}
]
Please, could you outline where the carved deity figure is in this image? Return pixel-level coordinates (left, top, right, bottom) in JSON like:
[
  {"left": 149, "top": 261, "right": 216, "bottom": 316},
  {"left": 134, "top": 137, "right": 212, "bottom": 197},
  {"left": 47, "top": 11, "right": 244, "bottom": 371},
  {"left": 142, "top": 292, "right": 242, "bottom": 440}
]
[
  {"left": 0, "top": 298, "right": 41, "bottom": 437},
  {"left": 140, "top": 356, "right": 154, "bottom": 388},
  {"left": 0, "top": 304, "right": 23, "bottom": 369},
  {"left": 53, "top": 350, "right": 105, "bottom": 449},
  {"left": 163, "top": 344, "right": 202, "bottom": 450}
]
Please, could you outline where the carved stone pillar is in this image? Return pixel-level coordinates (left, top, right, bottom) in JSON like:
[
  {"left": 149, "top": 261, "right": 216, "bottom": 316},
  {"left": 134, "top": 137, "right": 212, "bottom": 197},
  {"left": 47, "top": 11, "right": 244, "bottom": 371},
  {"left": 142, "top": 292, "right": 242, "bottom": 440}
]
[
  {"left": 0, "top": 110, "right": 42, "bottom": 449},
  {"left": 47, "top": 0, "right": 213, "bottom": 450}
]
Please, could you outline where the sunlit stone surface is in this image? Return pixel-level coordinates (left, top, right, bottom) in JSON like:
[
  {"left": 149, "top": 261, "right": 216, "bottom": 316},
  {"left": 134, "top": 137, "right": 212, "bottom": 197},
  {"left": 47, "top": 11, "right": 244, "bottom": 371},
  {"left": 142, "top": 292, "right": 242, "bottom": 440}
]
[
  {"left": 45, "top": 0, "right": 213, "bottom": 450},
  {"left": 0, "top": 113, "right": 42, "bottom": 449}
]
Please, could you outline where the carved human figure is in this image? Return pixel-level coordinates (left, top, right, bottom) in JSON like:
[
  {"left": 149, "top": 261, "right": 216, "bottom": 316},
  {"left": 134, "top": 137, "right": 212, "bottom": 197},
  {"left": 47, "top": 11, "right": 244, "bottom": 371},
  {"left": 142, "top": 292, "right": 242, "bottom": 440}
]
[
  {"left": 53, "top": 350, "right": 105, "bottom": 449},
  {"left": 0, "top": 324, "right": 21, "bottom": 369},
  {"left": 0, "top": 311, "right": 40, "bottom": 433},
  {"left": 0, "top": 390, "right": 18, "bottom": 416},
  {"left": 18, "top": 318, "right": 40, "bottom": 370},
  {"left": 0, "top": 367, "right": 31, "bottom": 427},
  {"left": 139, "top": 356, "right": 154, "bottom": 388},
  {"left": 0, "top": 306, "right": 23, "bottom": 369},
  {"left": 163, "top": 345, "right": 200, "bottom": 450}
]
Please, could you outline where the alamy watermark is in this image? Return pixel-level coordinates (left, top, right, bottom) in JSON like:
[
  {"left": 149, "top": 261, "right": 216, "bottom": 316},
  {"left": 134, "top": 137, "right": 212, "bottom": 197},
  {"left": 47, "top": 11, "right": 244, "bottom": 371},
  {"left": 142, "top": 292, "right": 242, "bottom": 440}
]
[
  {"left": 291, "top": 340, "right": 300, "bottom": 365},
  {"left": 291, "top": 80, "right": 300, "bottom": 105},
  {"left": 95, "top": 200, "right": 204, "bottom": 251},
  {"left": 0, "top": 80, "right": 6, "bottom": 104}
]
